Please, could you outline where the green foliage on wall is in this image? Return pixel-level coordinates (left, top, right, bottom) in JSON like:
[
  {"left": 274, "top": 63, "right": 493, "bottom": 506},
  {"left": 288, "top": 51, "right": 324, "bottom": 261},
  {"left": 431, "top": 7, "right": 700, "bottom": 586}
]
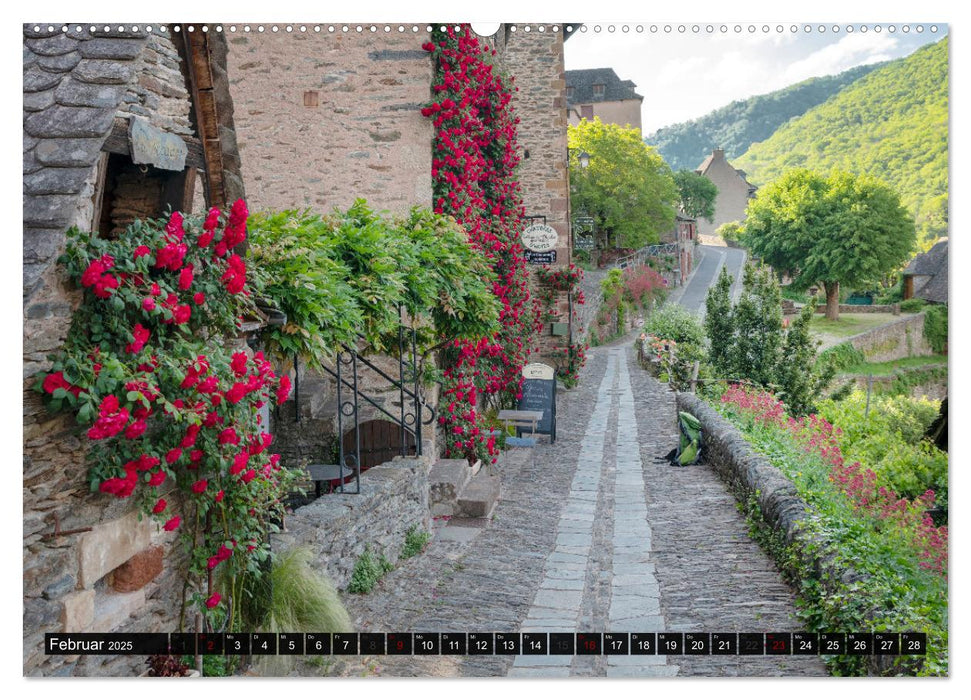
[{"left": 247, "top": 201, "right": 500, "bottom": 369}]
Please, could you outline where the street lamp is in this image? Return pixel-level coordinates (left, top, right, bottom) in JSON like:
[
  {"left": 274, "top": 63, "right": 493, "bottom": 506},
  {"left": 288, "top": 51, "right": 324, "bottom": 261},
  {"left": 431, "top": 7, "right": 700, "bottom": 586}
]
[{"left": 578, "top": 151, "right": 590, "bottom": 169}]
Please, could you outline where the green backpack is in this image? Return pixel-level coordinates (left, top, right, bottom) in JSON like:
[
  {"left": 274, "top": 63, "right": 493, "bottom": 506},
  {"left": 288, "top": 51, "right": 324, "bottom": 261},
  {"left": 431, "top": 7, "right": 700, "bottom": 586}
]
[{"left": 677, "top": 411, "right": 702, "bottom": 466}]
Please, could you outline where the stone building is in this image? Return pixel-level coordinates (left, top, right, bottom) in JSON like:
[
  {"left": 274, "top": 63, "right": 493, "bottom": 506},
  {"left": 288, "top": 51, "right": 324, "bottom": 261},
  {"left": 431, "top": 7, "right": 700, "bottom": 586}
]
[
  {"left": 23, "top": 24, "right": 243, "bottom": 676},
  {"left": 694, "top": 148, "right": 757, "bottom": 237},
  {"left": 23, "top": 23, "right": 573, "bottom": 676},
  {"left": 660, "top": 214, "right": 697, "bottom": 285},
  {"left": 225, "top": 24, "right": 573, "bottom": 418},
  {"left": 565, "top": 67, "right": 643, "bottom": 132},
  {"left": 903, "top": 237, "right": 948, "bottom": 304}
]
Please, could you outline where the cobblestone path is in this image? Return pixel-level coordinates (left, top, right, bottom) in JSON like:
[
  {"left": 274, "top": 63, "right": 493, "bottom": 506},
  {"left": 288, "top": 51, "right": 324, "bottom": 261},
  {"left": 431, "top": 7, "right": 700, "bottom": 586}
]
[{"left": 302, "top": 341, "right": 825, "bottom": 678}]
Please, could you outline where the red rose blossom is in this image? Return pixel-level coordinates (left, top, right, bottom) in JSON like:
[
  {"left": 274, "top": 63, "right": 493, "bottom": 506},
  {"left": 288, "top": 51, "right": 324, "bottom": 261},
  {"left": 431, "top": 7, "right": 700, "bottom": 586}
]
[
  {"left": 178, "top": 265, "right": 194, "bottom": 291},
  {"left": 205, "top": 591, "right": 221, "bottom": 609},
  {"left": 163, "top": 515, "right": 181, "bottom": 531},
  {"left": 191, "top": 479, "right": 208, "bottom": 494},
  {"left": 152, "top": 498, "right": 167, "bottom": 514}
]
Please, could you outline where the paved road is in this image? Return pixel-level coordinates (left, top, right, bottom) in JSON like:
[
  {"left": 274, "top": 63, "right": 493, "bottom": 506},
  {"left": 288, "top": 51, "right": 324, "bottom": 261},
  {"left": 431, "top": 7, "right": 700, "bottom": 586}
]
[
  {"left": 309, "top": 342, "right": 824, "bottom": 678},
  {"left": 676, "top": 245, "right": 747, "bottom": 315}
]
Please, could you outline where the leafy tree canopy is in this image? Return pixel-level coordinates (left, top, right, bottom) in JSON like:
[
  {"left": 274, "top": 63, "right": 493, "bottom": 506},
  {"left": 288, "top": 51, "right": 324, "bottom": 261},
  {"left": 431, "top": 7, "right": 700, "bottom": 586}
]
[
  {"left": 736, "top": 38, "right": 948, "bottom": 248},
  {"left": 674, "top": 170, "right": 718, "bottom": 222},
  {"left": 569, "top": 118, "right": 678, "bottom": 250},
  {"left": 743, "top": 169, "right": 915, "bottom": 319}
]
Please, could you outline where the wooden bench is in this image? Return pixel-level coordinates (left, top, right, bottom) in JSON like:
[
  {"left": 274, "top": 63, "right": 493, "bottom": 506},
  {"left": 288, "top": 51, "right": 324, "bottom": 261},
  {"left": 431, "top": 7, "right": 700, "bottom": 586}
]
[{"left": 496, "top": 409, "right": 544, "bottom": 436}]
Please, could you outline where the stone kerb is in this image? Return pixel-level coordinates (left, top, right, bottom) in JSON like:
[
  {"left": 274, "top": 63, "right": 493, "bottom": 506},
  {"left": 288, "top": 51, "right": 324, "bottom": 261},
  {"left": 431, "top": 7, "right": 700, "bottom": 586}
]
[
  {"left": 675, "top": 392, "right": 903, "bottom": 675},
  {"left": 271, "top": 456, "right": 431, "bottom": 590}
]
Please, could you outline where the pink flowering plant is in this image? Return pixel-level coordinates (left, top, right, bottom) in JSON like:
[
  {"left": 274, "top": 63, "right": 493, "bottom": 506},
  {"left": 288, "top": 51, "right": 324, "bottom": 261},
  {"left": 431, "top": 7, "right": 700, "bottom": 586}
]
[
  {"left": 36, "top": 203, "right": 299, "bottom": 628},
  {"left": 717, "top": 384, "right": 947, "bottom": 675}
]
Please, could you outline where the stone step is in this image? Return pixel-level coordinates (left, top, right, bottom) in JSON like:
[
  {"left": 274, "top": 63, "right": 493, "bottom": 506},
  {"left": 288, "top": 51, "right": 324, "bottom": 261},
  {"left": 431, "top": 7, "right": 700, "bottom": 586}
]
[
  {"left": 428, "top": 459, "right": 473, "bottom": 517},
  {"left": 456, "top": 470, "right": 501, "bottom": 519}
]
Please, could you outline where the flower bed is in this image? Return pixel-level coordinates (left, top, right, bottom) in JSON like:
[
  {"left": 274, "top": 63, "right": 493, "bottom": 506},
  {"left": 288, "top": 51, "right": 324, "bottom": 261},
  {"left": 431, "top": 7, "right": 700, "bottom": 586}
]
[
  {"left": 590, "top": 265, "right": 666, "bottom": 344},
  {"left": 712, "top": 385, "right": 947, "bottom": 675}
]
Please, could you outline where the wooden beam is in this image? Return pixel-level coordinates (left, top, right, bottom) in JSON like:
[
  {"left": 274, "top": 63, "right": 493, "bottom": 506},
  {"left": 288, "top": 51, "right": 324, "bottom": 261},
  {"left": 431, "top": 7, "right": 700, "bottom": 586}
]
[{"left": 183, "top": 31, "right": 227, "bottom": 210}]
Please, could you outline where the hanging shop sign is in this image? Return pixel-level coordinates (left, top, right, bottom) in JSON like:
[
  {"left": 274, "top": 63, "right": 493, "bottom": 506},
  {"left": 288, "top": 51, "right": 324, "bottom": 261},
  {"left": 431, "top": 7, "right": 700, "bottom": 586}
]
[
  {"left": 521, "top": 223, "right": 558, "bottom": 253},
  {"left": 524, "top": 250, "right": 557, "bottom": 264}
]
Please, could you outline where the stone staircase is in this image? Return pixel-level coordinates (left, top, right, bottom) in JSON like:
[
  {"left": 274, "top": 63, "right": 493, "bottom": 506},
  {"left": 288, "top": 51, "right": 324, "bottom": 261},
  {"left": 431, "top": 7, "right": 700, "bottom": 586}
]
[{"left": 429, "top": 458, "right": 501, "bottom": 519}]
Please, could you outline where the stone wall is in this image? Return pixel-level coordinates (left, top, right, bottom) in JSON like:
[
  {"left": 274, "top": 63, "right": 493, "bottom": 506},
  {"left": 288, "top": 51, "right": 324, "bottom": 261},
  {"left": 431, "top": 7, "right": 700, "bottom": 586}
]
[
  {"left": 271, "top": 457, "right": 432, "bottom": 589},
  {"left": 22, "top": 26, "right": 202, "bottom": 677},
  {"left": 676, "top": 392, "right": 905, "bottom": 675},
  {"left": 814, "top": 304, "right": 900, "bottom": 314},
  {"left": 844, "top": 312, "right": 934, "bottom": 363},
  {"left": 499, "top": 26, "right": 572, "bottom": 360},
  {"left": 225, "top": 31, "right": 433, "bottom": 215}
]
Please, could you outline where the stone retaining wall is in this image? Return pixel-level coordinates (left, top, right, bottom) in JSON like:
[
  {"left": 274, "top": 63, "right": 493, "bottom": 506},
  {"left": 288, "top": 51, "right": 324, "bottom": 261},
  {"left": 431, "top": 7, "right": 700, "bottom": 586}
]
[
  {"left": 271, "top": 456, "right": 432, "bottom": 590},
  {"left": 845, "top": 312, "right": 933, "bottom": 363},
  {"left": 675, "top": 393, "right": 899, "bottom": 675},
  {"left": 814, "top": 304, "right": 900, "bottom": 314}
]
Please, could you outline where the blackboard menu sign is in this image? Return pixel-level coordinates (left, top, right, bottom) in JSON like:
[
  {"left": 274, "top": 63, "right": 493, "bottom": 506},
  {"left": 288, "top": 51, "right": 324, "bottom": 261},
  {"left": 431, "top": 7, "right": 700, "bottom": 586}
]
[{"left": 517, "top": 363, "right": 556, "bottom": 442}]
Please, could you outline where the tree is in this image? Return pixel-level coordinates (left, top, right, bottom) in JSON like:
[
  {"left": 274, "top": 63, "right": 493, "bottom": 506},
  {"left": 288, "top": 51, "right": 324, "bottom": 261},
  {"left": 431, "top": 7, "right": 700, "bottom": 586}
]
[
  {"left": 569, "top": 118, "right": 678, "bottom": 250},
  {"left": 743, "top": 169, "right": 915, "bottom": 320},
  {"left": 704, "top": 266, "right": 734, "bottom": 375},
  {"left": 730, "top": 263, "right": 785, "bottom": 387},
  {"left": 704, "top": 262, "right": 833, "bottom": 415},
  {"left": 716, "top": 220, "right": 743, "bottom": 243},
  {"left": 674, "top": 170, "right": 718, "bottom": 222}
]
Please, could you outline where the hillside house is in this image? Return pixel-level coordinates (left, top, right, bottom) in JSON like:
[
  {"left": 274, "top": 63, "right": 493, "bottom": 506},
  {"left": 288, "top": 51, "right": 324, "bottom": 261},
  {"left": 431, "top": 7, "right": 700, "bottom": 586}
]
[{"left": 695, "top": 148, "right": 757, "bottom": 237}]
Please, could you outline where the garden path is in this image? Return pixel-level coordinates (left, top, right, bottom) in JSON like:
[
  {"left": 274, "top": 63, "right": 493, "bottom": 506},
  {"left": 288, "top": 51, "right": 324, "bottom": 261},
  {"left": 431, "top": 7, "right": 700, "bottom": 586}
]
[{"left": 302, "top": 340, "right": 825, "bottom": 677}]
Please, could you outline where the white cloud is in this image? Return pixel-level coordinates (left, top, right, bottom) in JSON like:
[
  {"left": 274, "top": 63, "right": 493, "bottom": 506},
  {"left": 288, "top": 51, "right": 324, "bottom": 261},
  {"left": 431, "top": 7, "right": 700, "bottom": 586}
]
[{"left": 782, "top": 33, "right": 899, "bottom": 84}]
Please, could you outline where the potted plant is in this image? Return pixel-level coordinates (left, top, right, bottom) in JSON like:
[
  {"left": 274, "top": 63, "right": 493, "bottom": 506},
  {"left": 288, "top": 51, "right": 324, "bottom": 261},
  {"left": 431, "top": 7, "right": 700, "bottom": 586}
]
[{"left": 142, "top": 654, "right": 199, "bottom": 677}]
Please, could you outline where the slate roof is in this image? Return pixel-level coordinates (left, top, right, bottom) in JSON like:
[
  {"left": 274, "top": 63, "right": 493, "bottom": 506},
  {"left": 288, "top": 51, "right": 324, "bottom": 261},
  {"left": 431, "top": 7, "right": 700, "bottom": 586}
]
[
  {"left": 23, "top": 26, "right": 150, "bottom": 300},
  {"left": 905, "top": 238, "right": 948, "bottom": 304},
  {"left": 565, "top": 68, "right": 643, "bottom": 105},
  {"left": 905, "top": 238, "right": 948, "bottom": 276}
]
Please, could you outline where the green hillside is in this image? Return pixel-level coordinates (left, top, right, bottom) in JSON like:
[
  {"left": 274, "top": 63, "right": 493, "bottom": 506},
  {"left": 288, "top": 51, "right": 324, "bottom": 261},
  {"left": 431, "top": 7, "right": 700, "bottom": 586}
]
[
  {"left": 736, "top": 37, "right": 949, "bottom": 245},
  {"left": 645, "top": 63, "right": 882, "bottom": 172}
]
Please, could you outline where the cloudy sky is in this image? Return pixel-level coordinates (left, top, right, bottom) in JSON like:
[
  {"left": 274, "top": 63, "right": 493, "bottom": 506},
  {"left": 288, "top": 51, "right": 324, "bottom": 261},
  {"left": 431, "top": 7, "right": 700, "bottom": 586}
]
[{"left": 564, "top": 23, "right": 946, "bottom": 135}]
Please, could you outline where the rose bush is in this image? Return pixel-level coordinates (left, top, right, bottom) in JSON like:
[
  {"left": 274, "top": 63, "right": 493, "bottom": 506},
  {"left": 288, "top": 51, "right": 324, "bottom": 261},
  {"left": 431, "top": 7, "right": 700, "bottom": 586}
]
[
  {"left": 423, "top": 25, "right": 539, "bottom": 463},
  {"left": 37, "top": 204, "right": 299, "bottom": 627}
]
